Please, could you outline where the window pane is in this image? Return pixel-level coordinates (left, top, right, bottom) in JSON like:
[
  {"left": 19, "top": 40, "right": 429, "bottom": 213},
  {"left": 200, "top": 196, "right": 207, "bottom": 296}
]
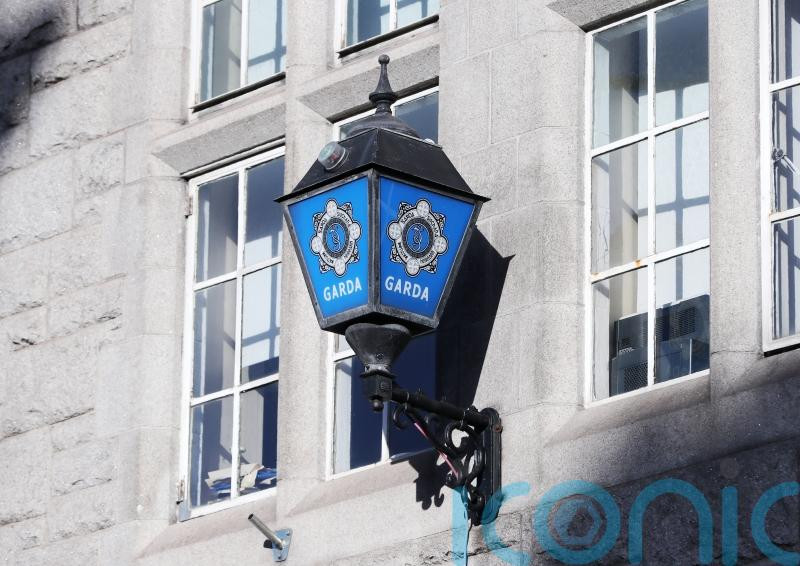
[
  {"left": 338, "top": 115, "right": 372, "bottom": 140},
  {"left": 397, "top": 0, "right": 439, "bottom": 28},
  {"left": 655, "top": 0, "right": 709, "bottom": 125},
  {"left": 245, "top": 157, "right": 284, "bottom": 265},
  {"left": 346, "top": 0, "right": 390, "bottom": 45},
  {"left": 591, "top": 140, "right": 648, "bottom": 272},
  {"left": 239, "top": 382, "right": 279, "bottom": 494},
  {"left": 655, "top": 120, "right": 709, "bottom": 253},
  {"left": 395, "top": 93, "right": 439, "bottom": 143},
  {"left": 193, "top": 280, "right": 237, "bottom": 397},
  {"left": 241, "top": 266, "right": 280, "bottom": 384},
  {"left": 654, "top": 249, "right": 709, "bottom": 382},
  {"left": 197, "top": 173, "right": 239, "bottom": 282},
  {"left": 593, "top": 269, "right": 648, "bottom": 400},
  {"left": 387, "top": 333, "right": 436, "bottom": 456},
  {"left": 773, "top": 0, "right": 800, "bottom": 82},
  {"left": 772, "top": 85, "right": 800, "bottom": 212},
  {"left": 335, "top": 333, "right": 352, "bottom": 353},
  {"left": 593, "top": 17, "right": 647, "bottom": 147},
  {"left": 774, "top": 217, "right": 800, "bottom": 338},
  {"left": 333, "top": 357, "right": 382, "bottom": 473},
  {"left": 190, "top": 396, "right": 233, "bottom": 506},
  {"left": 247, "top": 0, "right": 286, "bottom": 83},
  {"left": 200, "top": 0, "right": 242, "bottom": 101}
]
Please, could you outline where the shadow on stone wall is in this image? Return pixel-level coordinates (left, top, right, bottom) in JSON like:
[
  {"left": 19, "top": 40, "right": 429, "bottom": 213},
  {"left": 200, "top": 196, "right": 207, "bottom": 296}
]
[
  {"left": 0, "top": 1, "right": 74, "bottom": 170},
  {"left": 402, "top": 227, "right": 511, "bottom": 513}
]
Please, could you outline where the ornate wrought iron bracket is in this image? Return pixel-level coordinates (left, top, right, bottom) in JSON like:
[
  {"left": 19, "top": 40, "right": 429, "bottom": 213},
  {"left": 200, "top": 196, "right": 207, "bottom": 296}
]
[{"left": 345, "top": 323, "right": 503, "bottom": 525}]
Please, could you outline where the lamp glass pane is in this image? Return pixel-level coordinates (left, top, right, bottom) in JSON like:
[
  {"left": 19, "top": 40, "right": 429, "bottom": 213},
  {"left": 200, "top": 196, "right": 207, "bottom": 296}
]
[
  {"left": 379, "top": 177, "right": 474, "bottom": 319},
  {"left": 287, "top": 177, "right": 370, "bottom": 320}
]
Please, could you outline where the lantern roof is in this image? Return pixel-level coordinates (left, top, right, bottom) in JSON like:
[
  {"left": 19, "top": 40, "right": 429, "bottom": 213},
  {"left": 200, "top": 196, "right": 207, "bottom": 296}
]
[{"left": 279, "top": 55, "right": 488, "bottom": 204}]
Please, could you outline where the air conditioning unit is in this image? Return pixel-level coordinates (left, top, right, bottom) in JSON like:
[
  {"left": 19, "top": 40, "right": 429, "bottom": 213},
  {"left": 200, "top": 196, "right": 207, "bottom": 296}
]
[{"left": 609, "top": 294, "right": 709, "bottom": 395}]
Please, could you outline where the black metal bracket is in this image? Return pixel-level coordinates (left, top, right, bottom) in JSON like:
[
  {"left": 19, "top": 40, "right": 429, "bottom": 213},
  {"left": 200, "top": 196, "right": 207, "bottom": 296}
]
[{"left": 346, "top": 323, "right": 502, "bottom": 525}]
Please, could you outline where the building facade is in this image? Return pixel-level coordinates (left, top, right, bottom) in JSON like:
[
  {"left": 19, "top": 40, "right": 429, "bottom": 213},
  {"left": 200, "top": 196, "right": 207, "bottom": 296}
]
[{"left": 2, "top": 0, "right": 800, "bottom": 564}]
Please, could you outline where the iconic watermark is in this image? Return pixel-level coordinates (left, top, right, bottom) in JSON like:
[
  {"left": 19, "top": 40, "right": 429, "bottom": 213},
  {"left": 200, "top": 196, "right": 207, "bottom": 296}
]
[{"left": 451, "top": 479, "right": 800, "bottom": 565}]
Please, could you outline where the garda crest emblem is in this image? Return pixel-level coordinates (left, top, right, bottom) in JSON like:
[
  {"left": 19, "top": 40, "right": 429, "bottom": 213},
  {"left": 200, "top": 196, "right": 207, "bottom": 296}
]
[
  {"left": 310, "top": 199, "right": 361, "bottom": 277},
  {"left": 387, "top": 199, "right": 448, "bottom": 276}
]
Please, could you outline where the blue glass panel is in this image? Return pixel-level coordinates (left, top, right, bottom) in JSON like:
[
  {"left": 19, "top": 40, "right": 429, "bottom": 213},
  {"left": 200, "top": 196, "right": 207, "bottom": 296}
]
[
  {"left": 379, "top": 177, "right": 474, "bottom": 319},
  {"left": 288, "top": 177, "right": 370, "bottom": 319}
]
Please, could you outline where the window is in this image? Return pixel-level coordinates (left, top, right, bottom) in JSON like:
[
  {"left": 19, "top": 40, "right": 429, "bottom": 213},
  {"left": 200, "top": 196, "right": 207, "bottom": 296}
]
[
  {"left": 194, "top": 0, "right": 286, "bottom": 105},
  {"left": 179, "top": 149, "right": 284, "bottom": 518},
  {"left": 329, "top": 89, "right": 440, "bottom": 475},
  {"left": 587, "top": 0, "right": 710, "bottom": 402},
  {"left": 338, "top": 0, "right": 439, "bottom": 51},
  {"left": 763, "top": 0, "right": 800, "bottom": 349}
]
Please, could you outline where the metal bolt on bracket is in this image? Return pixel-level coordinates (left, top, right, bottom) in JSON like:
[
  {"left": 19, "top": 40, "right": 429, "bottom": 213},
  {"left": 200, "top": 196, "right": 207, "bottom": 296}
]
[{"left": 248, "top": 514, "right": 292, "bottom": 562}]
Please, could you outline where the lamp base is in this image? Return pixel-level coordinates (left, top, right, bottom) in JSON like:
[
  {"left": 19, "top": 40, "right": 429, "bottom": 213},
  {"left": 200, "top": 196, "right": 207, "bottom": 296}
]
[{"left": 344, "top": 322, "right": 411, "bottom": 374}]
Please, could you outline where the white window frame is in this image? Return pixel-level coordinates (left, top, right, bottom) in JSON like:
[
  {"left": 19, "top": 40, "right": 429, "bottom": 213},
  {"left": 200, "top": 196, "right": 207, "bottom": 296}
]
[
  {"left": 583, "top": 0, "right": 711, "bottom": 407},
  {"left": 331, "top": 85, "right": 439, "bottom": 140},
  {"left": 325, "top": 88, "right": 439, "bottom": 478},
  {"left": 189, "top": 0, "right": 286, "bottom": 110},
  {"left": 759, "top": 0, "right": 800, "bottom": 352},
  {"left": 178, "top": 147, "right": 285, "bottom": 520},
  {"left": 334, "top": 0, "right": 439, "bottom": 56}
]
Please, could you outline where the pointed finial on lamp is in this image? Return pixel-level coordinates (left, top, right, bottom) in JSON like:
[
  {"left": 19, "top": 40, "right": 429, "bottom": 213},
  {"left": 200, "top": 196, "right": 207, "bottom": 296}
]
[
  {"left": 343, "top": 54, "right": 420, "bottom": 139},
  {"left": 369, "top": 55, "right": 398, "bottom": 115}
]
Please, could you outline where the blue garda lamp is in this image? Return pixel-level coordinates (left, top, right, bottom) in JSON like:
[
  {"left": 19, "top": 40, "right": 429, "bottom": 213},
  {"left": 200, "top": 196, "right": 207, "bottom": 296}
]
[{"left": 277, "top": 56, "right": 501, "bottom": 525}]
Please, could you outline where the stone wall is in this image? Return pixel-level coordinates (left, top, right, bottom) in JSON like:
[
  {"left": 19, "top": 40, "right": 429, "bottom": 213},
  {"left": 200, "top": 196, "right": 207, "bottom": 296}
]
[
  {"left": 0, "top": 0, "right": 187, "bottom": 563},
  {"left": 2, "top": 0, "right": 800, "bottom": 565}
]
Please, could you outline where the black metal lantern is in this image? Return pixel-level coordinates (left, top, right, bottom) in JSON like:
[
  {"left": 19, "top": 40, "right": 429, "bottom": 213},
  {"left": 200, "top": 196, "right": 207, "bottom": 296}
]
[{"left": 278, "top": 56, "right": 501, "bottom": 525}]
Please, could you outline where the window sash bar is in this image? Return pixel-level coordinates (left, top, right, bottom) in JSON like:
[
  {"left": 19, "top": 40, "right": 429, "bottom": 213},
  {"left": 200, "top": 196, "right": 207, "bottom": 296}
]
[
  {"left": 389, "top": 0, "right": 398, "bottom": 32},
  {"left": 646, "top": 9, "right": 656, "bottom": 387},
  {"left": 588, "top": 0, "right": 690, "bottom": 35},
  {"left": 761, "top": 0, "right": 774, "bottom": 350},
  {"left": 583, "top": 28, "right": 595, "bottom": 406},
  {"left": 190, "top": 374, "right": 279, "bottom": 407},
  {"left": 193, "top": 270, "right": 238, "bottom": 292},
  {"left": 769, "top": 74, "right": 800, "bottom": 93},
  {"left": 243, "top": 255, "right": 282, "bottom": 275},
  {"left": 769, "top": 207, "right": 800, "bottom": 224},
  {"left": 590, "top": 240, "right": 710, "bottom": 283},
  {"left": 590, "top": 111, "right": 709, "bottom": 158},
  {"left": 230, "top": 167, "right": 247, "bottom": 500}
]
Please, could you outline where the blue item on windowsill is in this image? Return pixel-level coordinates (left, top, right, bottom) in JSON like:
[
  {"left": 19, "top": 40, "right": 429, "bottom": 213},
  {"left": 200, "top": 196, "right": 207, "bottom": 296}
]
[{"left": 210, "top": 467, "right": 277, "bottom": 495}]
